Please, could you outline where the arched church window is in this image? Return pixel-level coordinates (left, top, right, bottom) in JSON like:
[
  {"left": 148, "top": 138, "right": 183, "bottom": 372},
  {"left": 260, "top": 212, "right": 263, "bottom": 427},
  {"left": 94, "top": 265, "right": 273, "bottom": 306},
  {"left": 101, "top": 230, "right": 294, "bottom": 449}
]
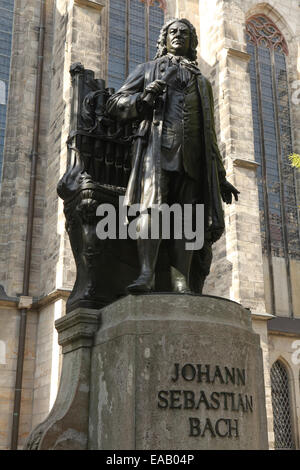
[
  {"left": 246, "top": 14, "right": 300, "bottom": 316},
  {"left": 0, "top": 0, "right": 15, "bottom": 182},
  {"left": 108, "top": 0, "right": 165, "bottom": 90},
  {"left": 271, "top": 360, "right": 295, "bottom": 449}
]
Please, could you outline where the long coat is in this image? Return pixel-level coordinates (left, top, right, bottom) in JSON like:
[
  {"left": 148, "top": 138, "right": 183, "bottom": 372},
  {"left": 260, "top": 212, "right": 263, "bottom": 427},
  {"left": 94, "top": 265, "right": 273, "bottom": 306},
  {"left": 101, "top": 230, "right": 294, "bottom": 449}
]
[{"left": 106, "top": 55, "right": 226, "bottom": 244}]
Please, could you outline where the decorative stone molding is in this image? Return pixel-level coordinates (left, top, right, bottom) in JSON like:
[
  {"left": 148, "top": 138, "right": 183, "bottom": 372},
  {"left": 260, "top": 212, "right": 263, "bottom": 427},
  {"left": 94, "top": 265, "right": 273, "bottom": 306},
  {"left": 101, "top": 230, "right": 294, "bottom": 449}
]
[
  {"left": 226, "top": 48, "right": 251, "bottom": 62},
  {"left": 233, "top": 158, "right": 261, "bottom": 171},
  {"left": 56, "top": 308, "right": 100, "bottom": 354},
  {"left": 251, "top": 312, "right": 275, "bottom": 322},
  {"left": 18, "top": 296, "right": 33, "bottom": 310},
  {"left": 74, "top": 0, "right": 105, "bottom": 11},
  {"left": 32, "top": 289, "right": 71, "bottom": 310}
]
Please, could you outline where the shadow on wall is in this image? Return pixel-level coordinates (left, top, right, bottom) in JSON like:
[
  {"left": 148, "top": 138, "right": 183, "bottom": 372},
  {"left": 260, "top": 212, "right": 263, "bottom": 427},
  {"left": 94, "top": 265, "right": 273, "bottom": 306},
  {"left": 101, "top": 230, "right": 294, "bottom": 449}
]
[
  {"left": 41, "top": 2, "right": 73, "bottom": 296},
  {"left": 198, "top": 56, "right": 233, "bottom": 299}
]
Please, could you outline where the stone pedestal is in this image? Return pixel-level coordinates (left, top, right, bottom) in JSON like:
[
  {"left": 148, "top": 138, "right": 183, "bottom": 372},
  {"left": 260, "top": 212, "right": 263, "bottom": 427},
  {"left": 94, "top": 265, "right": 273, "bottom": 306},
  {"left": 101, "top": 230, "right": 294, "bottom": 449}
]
[
  {"left": 25, "top": 295, "right": 268, "bottom": 450},
  {"left": 89, "top": 295, "right": 268, "bottom": 450},
  {"left": 24, "top": 309, "right": 100, "bottom": 450}
]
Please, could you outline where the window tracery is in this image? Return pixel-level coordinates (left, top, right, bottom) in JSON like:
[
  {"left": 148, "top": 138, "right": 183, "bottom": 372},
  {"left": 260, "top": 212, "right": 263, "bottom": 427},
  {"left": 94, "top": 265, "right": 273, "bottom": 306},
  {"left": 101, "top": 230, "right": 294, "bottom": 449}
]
[
  {"left": 140, "top": 0, "right": 167, "bottom": 12},
  {"left": 271, "top": 361, "right": 295, "bottom": 449},
  {"left": 246, "top": 14, "right": 288, "bottom": 55}
]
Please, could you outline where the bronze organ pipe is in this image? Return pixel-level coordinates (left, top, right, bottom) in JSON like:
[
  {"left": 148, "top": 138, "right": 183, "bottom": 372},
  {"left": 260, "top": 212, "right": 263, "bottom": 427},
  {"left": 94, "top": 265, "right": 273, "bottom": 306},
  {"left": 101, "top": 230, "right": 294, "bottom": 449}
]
[
  {"left": 105, "top": 124, "right": 115, "bottom": 184},
  {"left": 94, "top": 81, "right": 107, "bottom": 183},
  {"left": 123, "top": 124, "right": 132, "bottom": 188},
  {"left": 115, "top": 123, "right": 124, "bottom": 187}
]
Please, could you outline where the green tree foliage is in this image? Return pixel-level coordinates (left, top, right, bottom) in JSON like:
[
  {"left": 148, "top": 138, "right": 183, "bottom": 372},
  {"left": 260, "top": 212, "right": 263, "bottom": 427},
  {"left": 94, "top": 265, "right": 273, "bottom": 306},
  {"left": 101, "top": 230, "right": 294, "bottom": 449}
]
[{"left": 289, "top": 153, "right": 300, "bottom": 169}]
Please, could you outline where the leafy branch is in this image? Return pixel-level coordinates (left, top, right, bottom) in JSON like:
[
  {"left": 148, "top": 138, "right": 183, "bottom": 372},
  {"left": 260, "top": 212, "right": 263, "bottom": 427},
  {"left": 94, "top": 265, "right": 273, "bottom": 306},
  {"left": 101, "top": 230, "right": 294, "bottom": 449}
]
[{"left": 289, "top": 153, "right": 300, "bottom": 169}]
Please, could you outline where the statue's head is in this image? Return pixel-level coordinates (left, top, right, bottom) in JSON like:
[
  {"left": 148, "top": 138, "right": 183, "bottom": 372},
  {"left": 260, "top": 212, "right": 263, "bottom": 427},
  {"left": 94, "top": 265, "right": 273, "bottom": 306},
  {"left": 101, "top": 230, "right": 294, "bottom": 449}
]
[{"left": 154, "top": 18, "right": 198, "bottom": 61}]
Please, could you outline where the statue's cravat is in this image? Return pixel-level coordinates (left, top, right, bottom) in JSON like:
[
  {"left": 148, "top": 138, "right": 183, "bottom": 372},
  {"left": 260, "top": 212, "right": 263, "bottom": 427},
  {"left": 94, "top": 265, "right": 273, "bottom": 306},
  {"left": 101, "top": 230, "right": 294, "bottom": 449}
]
[{"left": 167, "top": 53, "right": 202, "bottom": 76}]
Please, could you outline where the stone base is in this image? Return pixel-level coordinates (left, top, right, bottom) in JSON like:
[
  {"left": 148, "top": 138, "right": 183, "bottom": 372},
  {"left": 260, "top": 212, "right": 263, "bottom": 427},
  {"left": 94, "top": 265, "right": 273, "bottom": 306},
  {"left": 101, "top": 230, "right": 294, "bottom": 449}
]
[
  {"left": 24, "top": 309, "right": 100, "bottom": 450},
  {"left": 89, "top": 294, "right": 268, "bottom": 450},
  {"left": 25, "top": 294, "right": 268, "bottom": 450}
]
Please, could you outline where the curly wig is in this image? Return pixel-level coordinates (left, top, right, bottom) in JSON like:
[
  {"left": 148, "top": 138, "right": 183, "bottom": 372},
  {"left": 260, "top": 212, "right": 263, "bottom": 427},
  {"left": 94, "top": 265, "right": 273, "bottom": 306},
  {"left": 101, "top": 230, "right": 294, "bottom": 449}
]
[{"left": 154, "top": 18, "right": 198, "bottom": 62}]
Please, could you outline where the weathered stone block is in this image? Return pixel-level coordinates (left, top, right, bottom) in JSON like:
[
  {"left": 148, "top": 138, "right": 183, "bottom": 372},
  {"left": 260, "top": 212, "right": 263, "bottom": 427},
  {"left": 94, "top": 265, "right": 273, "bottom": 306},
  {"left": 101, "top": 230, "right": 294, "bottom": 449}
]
[{"left": 89, "top": 295, "right": 268, "bottom": 450}]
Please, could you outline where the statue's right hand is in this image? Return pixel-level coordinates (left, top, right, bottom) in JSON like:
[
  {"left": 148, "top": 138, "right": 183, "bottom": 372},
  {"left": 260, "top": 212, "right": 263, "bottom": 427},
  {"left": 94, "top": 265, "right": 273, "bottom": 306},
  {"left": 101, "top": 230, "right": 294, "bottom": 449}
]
[{"left": 141, "top": 80, "right": 166, "bottom": 101}]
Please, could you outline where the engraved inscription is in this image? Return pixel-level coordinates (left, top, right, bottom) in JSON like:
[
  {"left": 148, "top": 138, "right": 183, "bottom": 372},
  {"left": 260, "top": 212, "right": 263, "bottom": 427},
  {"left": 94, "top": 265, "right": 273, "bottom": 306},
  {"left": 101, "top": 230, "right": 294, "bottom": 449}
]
[
  {"left": 157, "top": 363, "right": 254, "bottom": 439},
  {"left": 171, "top": 363, "right": 246, "bottom": 385}
]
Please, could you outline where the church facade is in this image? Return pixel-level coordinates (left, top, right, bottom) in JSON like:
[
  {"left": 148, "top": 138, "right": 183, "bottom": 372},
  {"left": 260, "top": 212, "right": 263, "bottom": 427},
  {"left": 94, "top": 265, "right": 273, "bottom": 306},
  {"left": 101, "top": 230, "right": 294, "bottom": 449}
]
[{"left": 0, "top": 0, "right": 299, "bottom": 450}]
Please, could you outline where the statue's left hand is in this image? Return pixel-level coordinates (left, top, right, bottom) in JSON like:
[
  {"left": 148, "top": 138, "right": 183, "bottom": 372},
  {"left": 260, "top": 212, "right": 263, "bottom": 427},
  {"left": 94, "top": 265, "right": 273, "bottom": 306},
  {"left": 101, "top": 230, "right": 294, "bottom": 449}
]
[{"left": 220, "top": 180, "right": 240, "bottom": 205}]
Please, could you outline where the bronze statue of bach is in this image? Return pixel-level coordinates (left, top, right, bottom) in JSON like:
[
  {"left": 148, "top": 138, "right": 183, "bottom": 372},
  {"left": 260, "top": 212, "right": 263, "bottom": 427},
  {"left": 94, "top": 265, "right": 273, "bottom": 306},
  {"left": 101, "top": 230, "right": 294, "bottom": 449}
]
[{"left": 106, "top": 18, "right": 239, "bottom": 294}]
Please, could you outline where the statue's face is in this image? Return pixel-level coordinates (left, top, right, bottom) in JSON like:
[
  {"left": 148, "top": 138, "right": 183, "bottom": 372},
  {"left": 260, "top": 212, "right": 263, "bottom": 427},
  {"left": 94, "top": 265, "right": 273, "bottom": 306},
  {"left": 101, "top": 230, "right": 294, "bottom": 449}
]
[{"left": 166, "top": 21, "right": 191, "bottom": 57}]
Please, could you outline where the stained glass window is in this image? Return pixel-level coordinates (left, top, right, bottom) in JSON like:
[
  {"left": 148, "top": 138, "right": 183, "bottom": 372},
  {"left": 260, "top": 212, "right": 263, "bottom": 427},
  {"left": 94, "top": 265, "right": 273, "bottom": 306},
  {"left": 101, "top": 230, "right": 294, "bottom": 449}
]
[
  {"left": 246, "top": 15, "right": 300, "bottom": 316},
  {"left": 107, "top": 0, "right": 126, "bottom": 90},
  {"left": 129, "top": 0, "right": 146, "bottom": 74},
  {"left": 108, "top": 0, "right": 165, "bottom": 90},
  {"left": 149, "top": 2, "right": 164, "bottom": 61},
  {"left": 271, "top": 361, "right": 295, "bottom": 450},
  {"left": 0, "top": 0, "right": 14, "bottom": 181}
]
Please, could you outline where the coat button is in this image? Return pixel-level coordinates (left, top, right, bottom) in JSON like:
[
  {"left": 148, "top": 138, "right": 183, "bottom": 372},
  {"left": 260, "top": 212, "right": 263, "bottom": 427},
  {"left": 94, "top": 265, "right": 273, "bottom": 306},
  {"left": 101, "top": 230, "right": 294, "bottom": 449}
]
[{"left": 153, "top": 120, "right": 160, "bottom": 126}]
